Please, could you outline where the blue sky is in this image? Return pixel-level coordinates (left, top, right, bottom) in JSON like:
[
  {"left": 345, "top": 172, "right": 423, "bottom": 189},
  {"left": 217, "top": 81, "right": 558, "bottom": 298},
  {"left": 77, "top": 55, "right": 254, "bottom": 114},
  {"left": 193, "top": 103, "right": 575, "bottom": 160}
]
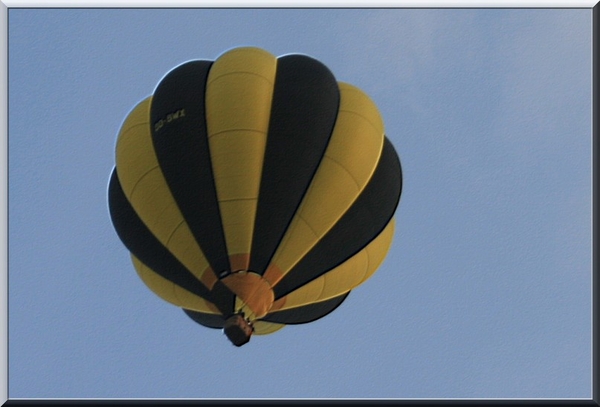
[{"left": 7, "top": 7, "right": 592, "bottom": 399}]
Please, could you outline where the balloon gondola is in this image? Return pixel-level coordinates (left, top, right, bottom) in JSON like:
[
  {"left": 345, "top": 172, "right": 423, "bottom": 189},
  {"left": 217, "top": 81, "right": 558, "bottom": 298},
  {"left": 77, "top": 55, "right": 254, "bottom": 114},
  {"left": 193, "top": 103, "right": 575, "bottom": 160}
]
[{"left": 108, "top": 47, "right": 402, "bottom": 346}]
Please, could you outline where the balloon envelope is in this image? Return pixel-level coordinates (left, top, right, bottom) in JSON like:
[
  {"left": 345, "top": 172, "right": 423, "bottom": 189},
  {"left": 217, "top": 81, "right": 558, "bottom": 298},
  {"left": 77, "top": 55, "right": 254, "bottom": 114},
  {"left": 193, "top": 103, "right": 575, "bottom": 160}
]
[{"left": 108, "top": 47, "right": 402, "bottom": 346}]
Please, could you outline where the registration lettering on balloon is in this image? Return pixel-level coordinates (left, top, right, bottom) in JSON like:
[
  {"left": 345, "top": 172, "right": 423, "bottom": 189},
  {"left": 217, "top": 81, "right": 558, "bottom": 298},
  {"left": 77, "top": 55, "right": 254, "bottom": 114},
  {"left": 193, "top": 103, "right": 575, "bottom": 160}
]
[{"left": 154, "top": 108, "right": 186, "bottom": 132}]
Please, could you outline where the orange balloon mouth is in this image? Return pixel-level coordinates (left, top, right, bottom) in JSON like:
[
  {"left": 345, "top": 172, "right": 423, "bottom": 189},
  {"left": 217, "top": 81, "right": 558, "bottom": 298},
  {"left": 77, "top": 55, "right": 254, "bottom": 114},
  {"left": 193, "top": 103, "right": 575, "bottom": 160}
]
[{"left": 221, "top": 270, "right": 274, "bottom": 320}]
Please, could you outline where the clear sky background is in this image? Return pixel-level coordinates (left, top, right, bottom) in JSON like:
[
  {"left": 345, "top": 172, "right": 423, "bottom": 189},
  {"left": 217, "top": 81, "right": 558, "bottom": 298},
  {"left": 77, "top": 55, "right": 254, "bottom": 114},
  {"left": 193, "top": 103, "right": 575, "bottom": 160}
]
[{"left": 7, "top": 7, "right": 592, "bottom": 399}]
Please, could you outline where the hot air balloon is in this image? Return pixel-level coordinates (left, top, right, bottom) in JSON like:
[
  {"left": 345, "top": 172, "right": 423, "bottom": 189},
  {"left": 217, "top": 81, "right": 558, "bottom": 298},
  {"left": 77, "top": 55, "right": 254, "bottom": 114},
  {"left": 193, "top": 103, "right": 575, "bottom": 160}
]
[{"left": 108, "top": 47, "right": 402, "bottom": 346}]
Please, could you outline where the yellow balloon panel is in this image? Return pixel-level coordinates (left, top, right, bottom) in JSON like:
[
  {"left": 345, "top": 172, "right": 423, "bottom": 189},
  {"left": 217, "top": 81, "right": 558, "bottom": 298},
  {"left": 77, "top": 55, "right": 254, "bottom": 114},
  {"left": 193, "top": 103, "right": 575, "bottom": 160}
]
[
  {"left": 336, "top": 82, "right": 385, "bottom": 135},
  {"left": 252, "top": 320, "right": 285, "bottom": 335},
  {"left": 115, "top": 99, "right": 211, "bottom": 287},
  {"left": 206, "top": 74, "right": 274, "bottom": 135},
  {"left": 318, "top": 251, "right": 369, "bottom": 299},
  {"left": 128, "top": 168, "right": 184, "bottom": 240},
  {"left": 293, "top": 158, "right": 363, "bottom": 237},
  {"left": 270, "top": 159, "right": 361, "bottom": 273},
  {"left": 276, "top": 219, "right": 395, "bottom": 311},
  {"left": 208, "top": 47, "right": 276, "bottom": 83},
  {"left": 269, "top": 216, "right": 318, "bottom": 274},
  {"left": 268, "top": 82, "right": 385, "bottom": 277},
  {"left": 164, "top": 221, "right": 210, "bottom": 282},
  {"left": 357, "top": 219, "right": 395, "bottom": 286},
  {"left": 131, "top": 255, "right": 219, "bottom": 314},
  {"left": 208, "top": 131, "right": 266, "bottom": 201},
  {"left": 205, "top": 47, "right": 276, "bottom": 263},
  {"left": 218, "top": 200, "right": 257, "bottom": 259},
  {"left": 115, "top": 98, "right": 156, "bottom": 196}
]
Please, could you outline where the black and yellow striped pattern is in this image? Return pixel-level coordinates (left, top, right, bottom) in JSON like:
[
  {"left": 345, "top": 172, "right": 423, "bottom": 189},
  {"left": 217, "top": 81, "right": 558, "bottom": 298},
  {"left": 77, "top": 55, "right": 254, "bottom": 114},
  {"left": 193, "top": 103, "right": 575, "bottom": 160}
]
[{"left": 108, "top": 47, "right": 402, "bottom": 339}]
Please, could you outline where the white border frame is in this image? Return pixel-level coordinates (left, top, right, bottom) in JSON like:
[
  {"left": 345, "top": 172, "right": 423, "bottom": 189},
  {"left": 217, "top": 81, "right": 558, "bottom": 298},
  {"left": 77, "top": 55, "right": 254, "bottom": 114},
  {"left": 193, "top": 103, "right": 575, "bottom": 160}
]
[{"left": 0, "top": 1, "right": 596, "bottom": 404}]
